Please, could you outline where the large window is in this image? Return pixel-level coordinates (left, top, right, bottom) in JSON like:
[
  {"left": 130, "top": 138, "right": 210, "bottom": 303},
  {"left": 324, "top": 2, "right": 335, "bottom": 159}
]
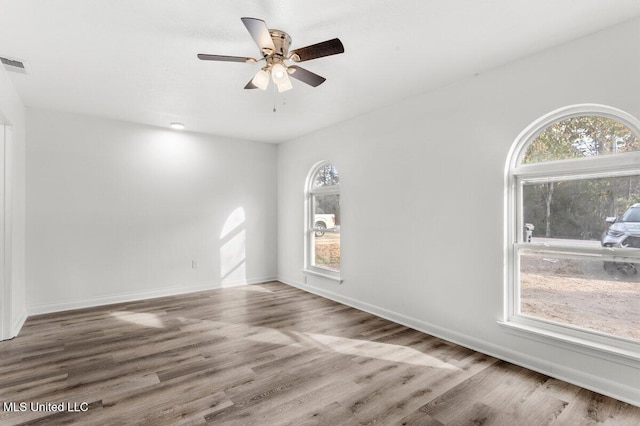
[
  {"left": 506, "top": 105, "right": 640, "bottom": 354},
  {"left": 305, "top": 162, "right": 341, "bottom": 281}
]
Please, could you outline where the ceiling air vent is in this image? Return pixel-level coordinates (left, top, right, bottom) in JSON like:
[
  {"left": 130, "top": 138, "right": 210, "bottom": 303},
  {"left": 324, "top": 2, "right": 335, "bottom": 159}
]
[{"left": 0, "top": 56, "right": 28, "bottom": 74}]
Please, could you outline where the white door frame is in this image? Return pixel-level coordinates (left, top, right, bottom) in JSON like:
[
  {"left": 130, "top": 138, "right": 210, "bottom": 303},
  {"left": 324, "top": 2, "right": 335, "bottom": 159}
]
[{"left": 0, "top": 121, "right": 10, "bottom": 340}]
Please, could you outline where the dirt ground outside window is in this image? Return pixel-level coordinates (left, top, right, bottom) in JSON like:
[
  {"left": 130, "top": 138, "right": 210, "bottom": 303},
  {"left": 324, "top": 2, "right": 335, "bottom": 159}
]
[
  {"left": 314, "top": 234, "right": 340, "bottom": 270},
  {"left": 520, "top": 254, "right": 640, "bottom": 341}
]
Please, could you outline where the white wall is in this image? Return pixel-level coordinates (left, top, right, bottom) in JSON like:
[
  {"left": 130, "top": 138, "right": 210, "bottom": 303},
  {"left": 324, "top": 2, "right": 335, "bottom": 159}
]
[
  {"left": 278, "top": 18, "right": 640, "bottom": 405},
  {"left": 26, "top": 109, "right": 277, "bottom": 313},
  {"left": 0, "top": 65, "right": 27, "bottom": 340}
]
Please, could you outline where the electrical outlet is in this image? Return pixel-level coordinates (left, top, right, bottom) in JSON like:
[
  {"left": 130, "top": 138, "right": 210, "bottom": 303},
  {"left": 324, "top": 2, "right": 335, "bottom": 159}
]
[{"left": 192, "top": 260, "right": 198, "bottom": 269}]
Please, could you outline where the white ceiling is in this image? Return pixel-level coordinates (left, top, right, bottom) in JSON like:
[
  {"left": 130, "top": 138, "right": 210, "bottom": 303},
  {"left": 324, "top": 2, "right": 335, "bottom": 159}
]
[{"left": 2, "top": 1, "right": 640, "bottom": 143}]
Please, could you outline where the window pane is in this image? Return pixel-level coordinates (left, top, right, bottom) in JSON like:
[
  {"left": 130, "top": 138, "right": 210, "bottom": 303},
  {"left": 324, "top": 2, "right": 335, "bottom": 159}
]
[
  {"left": 312, "top": 164, "right": 340, "bottom": 189},
  {"left": 312, "top": 194, "right": 340, "bottom": 271},
  {"left": 522, "top": 116, "right": 640, "bottom": 164},
  {"left": 519, "top": 249, "right": 640, "bottom": 341},
  {"left": 523, "top": 175, "right": 640, "bottom": 242},
  {"left": 314, "top": 230, "right": 340, "bottom": 270}
]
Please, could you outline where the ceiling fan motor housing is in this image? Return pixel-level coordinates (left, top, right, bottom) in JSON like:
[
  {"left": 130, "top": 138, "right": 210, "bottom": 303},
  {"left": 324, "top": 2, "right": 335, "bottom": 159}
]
[{"left": 267, "top": 29, "right": 291, "bottom": 59}]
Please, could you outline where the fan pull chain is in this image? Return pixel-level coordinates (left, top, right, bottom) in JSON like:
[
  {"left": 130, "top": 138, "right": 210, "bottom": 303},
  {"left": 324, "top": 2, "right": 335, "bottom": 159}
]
[
  {"left": 271, "top": 84, "right": 287, "bottom": 112},
  {"left": 272, "top": 83, "right": 277, "bottom": 112}
]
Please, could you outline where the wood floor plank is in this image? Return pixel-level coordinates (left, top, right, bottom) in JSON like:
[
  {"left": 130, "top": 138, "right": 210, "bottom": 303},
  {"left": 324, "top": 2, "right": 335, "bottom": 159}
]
[
  {"left": 397, "top": 408, "right": 445, "bottom": 426},
  {"left": 0, "top": 281, "right": 638, "bottom": 425},
  {"left": 287, "top": 401, "right": 361, "bottom": 426}
]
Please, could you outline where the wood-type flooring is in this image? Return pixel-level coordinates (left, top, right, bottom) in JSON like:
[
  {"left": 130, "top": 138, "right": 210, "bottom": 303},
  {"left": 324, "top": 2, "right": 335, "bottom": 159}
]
[{"left": 1, "top": 281, "right": 639, "bottom": 425}]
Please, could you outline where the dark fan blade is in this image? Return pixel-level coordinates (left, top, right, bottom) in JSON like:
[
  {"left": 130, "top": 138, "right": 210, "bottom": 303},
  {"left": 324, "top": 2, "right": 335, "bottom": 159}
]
[
  {"left": 244, "top": 79, "right": 258, "bottom": 89},
  {"left": 241, "top": 17, "right": 276, "bottom": 55},
  {"left": 289, "top": 38, "right": 344, "bottom": 62},
  {"left": 288, "top": 65, "right": 326, "bottom": 87},
  {"left": 197, "top": 54, "right": 256, "bottom": 63}
]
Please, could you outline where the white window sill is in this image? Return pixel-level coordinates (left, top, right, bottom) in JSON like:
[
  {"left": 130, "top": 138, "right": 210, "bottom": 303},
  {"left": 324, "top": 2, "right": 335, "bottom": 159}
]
[
  {"left": 303, "top": 268, "right": 343, "bottom": 284},
  {"left": 498, "top": 320, "right": 640, "bottom": 368}
]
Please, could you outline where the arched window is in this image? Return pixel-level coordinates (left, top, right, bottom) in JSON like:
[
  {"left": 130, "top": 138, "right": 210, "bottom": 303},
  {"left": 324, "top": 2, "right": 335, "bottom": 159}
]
[
  {"left": 505, "top": 104, "right": 640, "bottom": 353},
  {"left": 305, "top": 162, "right": 341, "bottom": 281}
]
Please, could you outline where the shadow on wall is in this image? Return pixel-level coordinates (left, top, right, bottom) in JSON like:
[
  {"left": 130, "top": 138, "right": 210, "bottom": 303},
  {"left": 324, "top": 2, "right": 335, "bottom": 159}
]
[{"left": 220, "top": 207, "right": 246, "bottom": 287}]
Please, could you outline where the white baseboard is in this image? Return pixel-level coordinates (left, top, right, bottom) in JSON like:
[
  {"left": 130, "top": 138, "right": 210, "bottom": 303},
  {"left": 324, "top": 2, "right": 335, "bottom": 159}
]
[
  {"left": 278, "top": 275, "right": 640, "bottom": 408},
  {"left": 27, "top": 275, "right": 277, "bottom": 316}
]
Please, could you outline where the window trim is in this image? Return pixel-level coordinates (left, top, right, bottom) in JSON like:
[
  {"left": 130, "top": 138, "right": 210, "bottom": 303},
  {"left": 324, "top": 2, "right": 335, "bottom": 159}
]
[
  {"left": 507, "top": 103, "right": 640, "bottom": 169},
  {"left": 304, "top": 161, "right": 342, "bottom": 283},
  {"left": 504, "top": 104, "right": 640, "bottom": 361}
]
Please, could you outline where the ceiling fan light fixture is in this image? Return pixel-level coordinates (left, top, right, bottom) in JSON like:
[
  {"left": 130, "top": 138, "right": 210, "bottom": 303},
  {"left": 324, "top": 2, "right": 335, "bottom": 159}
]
[
  {"left": 271, "top": 63, "right": 288, "bottom": 84},
  {"left": 276, "top": 79, "right": 293, "bottom": 93},
  {"left": 251, "top": 68, "right": 270, "bottom": 90},
  {"left": 271, "top": 62, "right": 293, "bottom": 92}
]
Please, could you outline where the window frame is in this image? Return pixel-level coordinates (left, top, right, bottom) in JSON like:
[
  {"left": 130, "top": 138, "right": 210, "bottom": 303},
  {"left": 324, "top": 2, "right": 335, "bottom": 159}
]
[
  {"left": 503, "top": 104, "right": 640, "bottom": 362},
  {"left": 304, "top": 161, "right": 342, "bottom": 283}
]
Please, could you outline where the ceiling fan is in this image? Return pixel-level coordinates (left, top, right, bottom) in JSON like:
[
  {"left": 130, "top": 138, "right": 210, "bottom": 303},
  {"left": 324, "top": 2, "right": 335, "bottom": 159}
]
[{"left": 197, "top": 17, "right": 344, "bottom": 92}]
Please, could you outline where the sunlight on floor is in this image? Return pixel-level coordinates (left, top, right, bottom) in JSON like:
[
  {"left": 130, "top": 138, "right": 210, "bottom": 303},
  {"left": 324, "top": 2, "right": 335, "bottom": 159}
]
[
  {"left": 111, "top": 311, "right": 165, "bottom": 329},
  {"left": 234, "top": 285, "right": 273, "bottom": 293},
  {"left": 302, "top": 332, "right": 457, "bottom": 370},
  {"left": 180, "top": 318, "right": 457, "bottom": 370}
]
